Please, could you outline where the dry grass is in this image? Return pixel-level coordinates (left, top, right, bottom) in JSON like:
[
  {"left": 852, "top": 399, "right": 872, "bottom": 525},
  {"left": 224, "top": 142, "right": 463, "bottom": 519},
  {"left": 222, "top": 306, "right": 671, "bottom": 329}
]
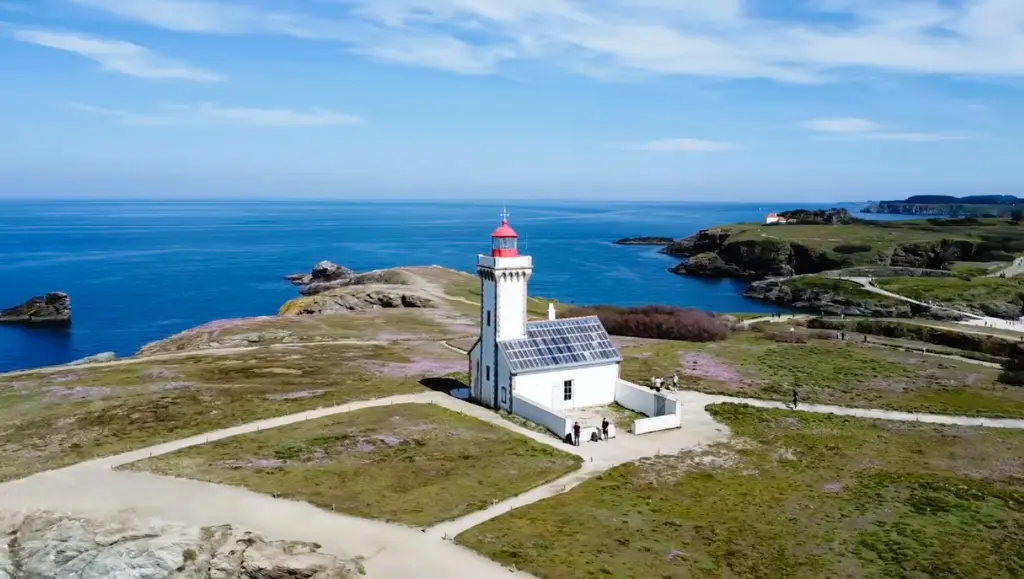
[
  {"left": 0, "top": 341, "right": 462, "bottom": 483},
  {"left": 459, "top": 404, "right": 1024, "bottom": 579},
  {"left": 123, "top": 403, "right": 581, "bottom": 526},
  {"left": 619, "top": 333, "right": 1024, "bottom": 418}
]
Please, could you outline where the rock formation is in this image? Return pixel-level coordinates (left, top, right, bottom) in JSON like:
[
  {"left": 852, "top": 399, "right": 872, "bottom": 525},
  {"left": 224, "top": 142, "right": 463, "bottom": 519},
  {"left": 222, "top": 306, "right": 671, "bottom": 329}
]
[
  {"left": 0, "top": 293, "right": 71, "bottom": 326},
  {"left": 742, "top": 278, "right": 968, "bottom": 320},
  {"left": 0, "top": 512, "right": 362, "bottom": 579},
  {"left": 279, "top": 289, "right": 433, "bottom": 316},
  {"left": 285, "top": 261, "right": 355, "bottom": 296}
]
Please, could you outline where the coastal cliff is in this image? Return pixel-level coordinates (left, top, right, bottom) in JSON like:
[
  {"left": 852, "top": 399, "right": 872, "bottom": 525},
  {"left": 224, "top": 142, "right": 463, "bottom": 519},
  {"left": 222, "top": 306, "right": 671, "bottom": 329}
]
[
  {"left": 0, "top": 293, "right": 70, "bottom": 326},
  {"left": 665, "top": 224, "right": 992, "bottom": 280},
  {"left": 863, "top": 195, "right": 1024, "bottom": 218}
]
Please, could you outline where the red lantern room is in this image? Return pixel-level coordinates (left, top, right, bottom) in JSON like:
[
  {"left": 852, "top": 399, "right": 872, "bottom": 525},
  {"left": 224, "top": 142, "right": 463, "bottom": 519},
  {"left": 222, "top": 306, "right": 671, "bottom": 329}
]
[{"left": 490, "top": 212, "right": 518, "bottom": 258}]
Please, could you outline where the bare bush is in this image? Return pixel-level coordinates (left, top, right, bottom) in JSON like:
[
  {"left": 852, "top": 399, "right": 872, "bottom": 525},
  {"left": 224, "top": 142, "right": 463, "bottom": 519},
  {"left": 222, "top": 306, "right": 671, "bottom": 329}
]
[{"left": 565, "top": 305, "right": 729, "bottom": 342}]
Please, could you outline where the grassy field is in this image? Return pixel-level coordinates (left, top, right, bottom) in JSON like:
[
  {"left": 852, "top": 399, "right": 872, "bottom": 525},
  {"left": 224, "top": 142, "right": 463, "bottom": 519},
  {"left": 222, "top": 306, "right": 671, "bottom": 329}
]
[
  {"left": 459, "top": 404, "right": 1024, "bottom": 579},
  {"left": 618, "top": 332, "right": 1024, "bottom": 418},
  {"left": 875, "top": 276, "right": 1024, "bottom": 308},
  {"left": 124, "top": 403, "right": 581, "bottom": 526},
  {"left": 0, "top": 341, "right": 463, "bottom": 483}
]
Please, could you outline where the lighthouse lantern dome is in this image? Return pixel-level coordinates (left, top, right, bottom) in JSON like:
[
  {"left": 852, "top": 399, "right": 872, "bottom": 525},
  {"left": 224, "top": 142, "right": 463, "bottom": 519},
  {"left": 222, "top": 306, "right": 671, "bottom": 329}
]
[{"left": 490, "top": 214, "right": 518, "bottom": 258}]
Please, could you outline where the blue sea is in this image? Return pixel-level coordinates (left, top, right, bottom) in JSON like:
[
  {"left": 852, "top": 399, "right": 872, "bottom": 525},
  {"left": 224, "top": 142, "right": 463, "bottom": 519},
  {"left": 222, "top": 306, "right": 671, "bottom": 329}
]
[{"left": 0, "top": 200, "right": 870, "bottom": 373}]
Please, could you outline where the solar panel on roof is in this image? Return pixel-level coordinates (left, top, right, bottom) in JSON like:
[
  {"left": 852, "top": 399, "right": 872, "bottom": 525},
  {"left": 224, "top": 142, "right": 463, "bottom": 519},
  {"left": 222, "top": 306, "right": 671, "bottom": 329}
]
[{"left": 499, "top": 316, "right": 621, "bottom": 374}]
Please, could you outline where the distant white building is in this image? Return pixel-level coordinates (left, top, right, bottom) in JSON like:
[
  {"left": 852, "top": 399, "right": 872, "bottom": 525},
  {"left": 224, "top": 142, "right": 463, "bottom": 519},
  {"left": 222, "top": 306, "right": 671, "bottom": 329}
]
[
  {"left": 467, "top": 212, "right": 682, "bottom": 439},
  {"left": 765, "top": 212, "right": 788, "bottom": 224}
]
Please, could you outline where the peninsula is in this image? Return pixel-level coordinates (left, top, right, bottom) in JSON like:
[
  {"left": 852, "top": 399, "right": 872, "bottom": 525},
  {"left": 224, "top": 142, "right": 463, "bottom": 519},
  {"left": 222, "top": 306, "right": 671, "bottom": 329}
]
[{"left": 863, "top": 194, "right": 1024, "bottom": 218}]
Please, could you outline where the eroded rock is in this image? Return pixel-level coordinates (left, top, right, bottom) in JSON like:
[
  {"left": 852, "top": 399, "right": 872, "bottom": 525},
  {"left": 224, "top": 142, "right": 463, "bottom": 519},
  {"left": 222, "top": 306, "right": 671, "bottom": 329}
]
[
  {"left": 0, "top": 512, "right": 362, "bottom": 579},
  {"left": 0, "top": 293, "right": 71, "bottom": 326}
]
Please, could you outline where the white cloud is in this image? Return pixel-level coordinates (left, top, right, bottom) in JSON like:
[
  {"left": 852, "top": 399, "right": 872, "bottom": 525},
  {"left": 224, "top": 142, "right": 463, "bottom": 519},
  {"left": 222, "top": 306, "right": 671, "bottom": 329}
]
[
  {"left": 69, "top": 103, "right": 363, "bottom": 126},
  {"left": 60, "top": 0, "right": 1024, "bottom": 81},
  {"left": 11, "top": 28, "right": 220, "bottom": 81},
  {"left": 620, "top": 138, "right": 737, "bottom": 152},
  {"left": 802, "top": 117, "right": 977, "bottom": 142},
  {"left": 801, "top": 118, "right": 882, "bottom": 134}
]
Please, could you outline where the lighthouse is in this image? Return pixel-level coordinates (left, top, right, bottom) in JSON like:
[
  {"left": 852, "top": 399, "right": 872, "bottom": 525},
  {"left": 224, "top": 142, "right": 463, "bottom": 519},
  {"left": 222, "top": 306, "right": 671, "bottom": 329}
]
[{"left": 471, "top": 210, "right": 532, "bottom": 409}]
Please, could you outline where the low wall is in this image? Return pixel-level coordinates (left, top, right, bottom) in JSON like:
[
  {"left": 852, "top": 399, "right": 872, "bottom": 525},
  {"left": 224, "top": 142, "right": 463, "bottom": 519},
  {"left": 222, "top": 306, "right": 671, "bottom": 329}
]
[
  {"left": 512, "top": 394, "right": 571, "bottom": 438},
  {"left": 615, "top": 379, "right": 682, "bottom": 434},
  {"left": 633, "top": 413, "right": 681, "bottom": 435},
  {"left": 615, "top": 380, "right": 657, "bottom": 416}
]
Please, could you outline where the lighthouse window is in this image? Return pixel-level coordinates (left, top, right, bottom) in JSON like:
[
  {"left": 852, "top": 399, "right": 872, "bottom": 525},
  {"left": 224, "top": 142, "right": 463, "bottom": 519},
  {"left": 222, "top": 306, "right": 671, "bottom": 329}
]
[
  {"left": 487, "top": 310, "right": 491, "bottom": 326},
  {"left": 486, "top": 366, "right": 490, "bottom": 380}
]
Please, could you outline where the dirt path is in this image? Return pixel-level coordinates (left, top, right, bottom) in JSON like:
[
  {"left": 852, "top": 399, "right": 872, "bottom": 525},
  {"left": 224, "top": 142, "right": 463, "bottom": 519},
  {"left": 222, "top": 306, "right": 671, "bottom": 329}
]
[{"left": 737, "top": 313, "right": 810, "bottom": 328}]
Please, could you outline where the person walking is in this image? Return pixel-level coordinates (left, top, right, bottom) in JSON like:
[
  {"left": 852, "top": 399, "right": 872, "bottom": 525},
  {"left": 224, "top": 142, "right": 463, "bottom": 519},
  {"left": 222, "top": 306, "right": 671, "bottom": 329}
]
[
  {"left": 792, "top": 389, "right": 799, "bottom": 409},
  {"left": 654, "top": 376, "right": 663, "bottom": 392},
  {"left": 572, "top": 421, "right": 581, "bottom": 446},
  {"left": 601, "top": 417, "right": 610, "bottom": 441},
  {"left": 672, "top": 373, "right": 679, "bottom": 390}
]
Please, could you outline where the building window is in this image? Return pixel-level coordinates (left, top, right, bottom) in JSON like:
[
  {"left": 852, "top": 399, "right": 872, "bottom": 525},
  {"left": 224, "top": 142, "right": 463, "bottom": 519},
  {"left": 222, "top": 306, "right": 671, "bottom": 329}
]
[
  {"left": 563, "top": 380, "right": 573, "bottom": 401},
  {"left": 486, "top": 310, "right": 491, "bottom": 326},
  {"left": 486, "top": 366, "right": 490, "bottom": 380},
  {"left": 501, "top": 387, "right": 507, "bottom": 404}
]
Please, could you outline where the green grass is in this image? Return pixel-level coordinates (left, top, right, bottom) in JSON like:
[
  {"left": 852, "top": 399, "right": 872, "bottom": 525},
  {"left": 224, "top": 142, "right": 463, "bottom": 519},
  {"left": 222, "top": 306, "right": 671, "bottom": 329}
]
[
  {"left": 124, "top": 403, "right": 581, "bottom": 526},
  {"left": 875, "top": 276, "right": 1024, "bottom": 306},
  {"left": 786, "top": 276, "right": 905, "bottom": 304},
  {"left": 0, "top": 341, "right": 461, "bottom": 483},
  {"left": 619, "top": 333, "right": 1024, "bottom": 418},
  {"left": 458, "top": 404, "right": 1024, "bottom": 579},
  {"left": 949, "top": 261, "right": 1006, "bottom": 278}
]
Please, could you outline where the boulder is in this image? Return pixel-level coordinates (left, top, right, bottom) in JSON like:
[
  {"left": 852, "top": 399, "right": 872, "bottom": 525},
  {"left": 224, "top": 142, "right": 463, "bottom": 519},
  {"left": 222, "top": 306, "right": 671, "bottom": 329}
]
[
  {"left": 0, "top": 292, "right": 71, "bottom": 326},
  {"left": 1, "top": 512, "right": 362, "bottom": 579},
  {"left": 68, "top": 352, "right": 116, "bottom": 365}
]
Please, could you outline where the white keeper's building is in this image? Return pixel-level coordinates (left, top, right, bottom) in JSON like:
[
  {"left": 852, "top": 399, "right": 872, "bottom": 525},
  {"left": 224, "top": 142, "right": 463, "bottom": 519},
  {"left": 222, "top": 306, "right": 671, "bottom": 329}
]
[{"left": 468, "top": 214, "right": 631, "bottom": 435}]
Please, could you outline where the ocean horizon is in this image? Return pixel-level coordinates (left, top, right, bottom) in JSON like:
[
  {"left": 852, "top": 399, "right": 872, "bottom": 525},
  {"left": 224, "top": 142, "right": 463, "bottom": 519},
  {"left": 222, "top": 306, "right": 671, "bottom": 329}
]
[{"left": 0, "top": 199, "right": 886, "bottom": 373}]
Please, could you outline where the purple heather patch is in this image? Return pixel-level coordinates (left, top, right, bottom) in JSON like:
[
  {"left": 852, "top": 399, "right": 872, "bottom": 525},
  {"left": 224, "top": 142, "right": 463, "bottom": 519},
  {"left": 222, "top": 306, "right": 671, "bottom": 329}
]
[
  {"left": 264, "top": 389, "right": 327, "bottom": 401},
  {"left": 822, "top": 482, "right": 845, "bottom": 493},
  {"left": 46, "top": 386, "right": 114, "bottom": 400},
  {"left": 151, "top": 382, "right": 193, "bottom": 392},
  {"left": 219, "top": 458, "right": 289, "bottom": 469},
  {"left": 49, "top": 373, "right": 84, "bottom": 383},
  {"left": 679, "top": 352, "right": 748, "bottom": 386},
  {"left": 368, "top": 359, "right": 464, "bottom": 378},
  {"left": 142, "top": 368, "right": 181, "bottom": 380}
]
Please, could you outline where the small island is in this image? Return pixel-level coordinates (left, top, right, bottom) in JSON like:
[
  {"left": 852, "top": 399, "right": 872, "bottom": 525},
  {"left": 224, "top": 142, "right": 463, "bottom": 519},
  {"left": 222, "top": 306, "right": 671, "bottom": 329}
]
[{"left": 0, "top": 292, "right": 71, "bottom": 327}]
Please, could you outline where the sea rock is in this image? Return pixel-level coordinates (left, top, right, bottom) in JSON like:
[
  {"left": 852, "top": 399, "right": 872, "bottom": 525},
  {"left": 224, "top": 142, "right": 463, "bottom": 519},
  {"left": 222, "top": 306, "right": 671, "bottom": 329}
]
[
  {"left": 613, "top": 236, "right": 674, "bottom": 246},
  {"left": 671, "top": 252, "right": 747, "bottom": 277},
  {"left": 0, "top": 292, "right": 71, "bottom": 326},
  {"left": 0, "top": 512, "right": 362, "bottom": 579},
  {"left": 68, "top": 352, "right": 116, "bottom": 365},
  {"left": 285, "top": 261, "right": 355, "bottom": 296}
]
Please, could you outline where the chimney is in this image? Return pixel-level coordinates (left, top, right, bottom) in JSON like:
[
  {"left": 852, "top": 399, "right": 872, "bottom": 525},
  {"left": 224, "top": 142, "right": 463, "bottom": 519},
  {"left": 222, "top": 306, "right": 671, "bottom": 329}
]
[{"left": 547, "top": 303, "right": 556, "bottom": 321}]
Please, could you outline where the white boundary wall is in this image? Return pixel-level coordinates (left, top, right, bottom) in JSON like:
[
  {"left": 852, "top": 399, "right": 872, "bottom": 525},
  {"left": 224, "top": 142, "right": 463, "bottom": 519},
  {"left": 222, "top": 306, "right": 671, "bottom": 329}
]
[
  {"left": 614, "top": 379, "right": 682, "bottom": 434},
  {"left": 512, "top": 394, "right": 571, "bottom": 437}
]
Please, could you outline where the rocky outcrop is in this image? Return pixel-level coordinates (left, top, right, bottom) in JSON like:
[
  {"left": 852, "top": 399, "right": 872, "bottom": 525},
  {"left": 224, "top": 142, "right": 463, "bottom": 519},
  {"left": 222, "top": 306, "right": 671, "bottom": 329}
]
[
  {"left": 671, "top": 252, "right": 745, "bottom": 277},
  {"left": 613, "top": 236, "right": 674, "bottom": 246},
  {"left": 279, "top": 289, "right": 434, "bottom": 316},
  {"left": 776, "top": 208, "right": 855, "bottom": 225},
  {"left": 743, "top": 279, "right": 924, "bottom": 318},
  {"left": 661, "top": 228, "right": 731, "bottom": 258},
  {"left": 0, "top": 292, "right": 71, "bottom": 326},
  {"left": 286, "top": 261, "right": 355, "bottom": 296},
  {"left": 0, "top": 512, "right": 362, "bottom": 579},
  {"left": 68, "top": 352, "right": 117, "bottom": 365}
]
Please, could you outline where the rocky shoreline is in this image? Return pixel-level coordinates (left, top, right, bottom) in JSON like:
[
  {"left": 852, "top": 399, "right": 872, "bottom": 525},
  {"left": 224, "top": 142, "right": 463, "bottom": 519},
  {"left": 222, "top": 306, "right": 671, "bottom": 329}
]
[
  {"left": 612, "top": 236, "right": 674, "bottom": 246},
  {"left": 0, "top": 293, "right": 71, "bottom": 327}
]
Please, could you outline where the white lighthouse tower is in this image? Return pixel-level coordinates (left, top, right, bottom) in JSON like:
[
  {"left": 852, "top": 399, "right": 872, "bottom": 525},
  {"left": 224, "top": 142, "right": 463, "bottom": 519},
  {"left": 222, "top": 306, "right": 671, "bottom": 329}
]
[{"left": 470, "top": 210, "right": 532, "bottom": 410}]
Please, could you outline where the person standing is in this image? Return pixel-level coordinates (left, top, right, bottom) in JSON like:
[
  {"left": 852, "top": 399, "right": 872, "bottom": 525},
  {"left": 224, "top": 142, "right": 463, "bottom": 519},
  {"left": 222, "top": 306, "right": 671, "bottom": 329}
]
[
  {"left": 792, "top": 389, "right": 799, "bottom": 409},
  {"left": 601, "top": 417, "right": 610, "bottom": 441},
  {"left": 572, "top": 421, "right": 581, "bottom": 446},
  {"left": 672, "top": 373, "right": 679, "bottom": 390}
]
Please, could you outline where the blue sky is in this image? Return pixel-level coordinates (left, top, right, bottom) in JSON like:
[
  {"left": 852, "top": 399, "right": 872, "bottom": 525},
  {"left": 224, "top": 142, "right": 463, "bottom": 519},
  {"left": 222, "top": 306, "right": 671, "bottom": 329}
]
[{"left": 0, "top": 0, "right": 1022, "bottom": 201}]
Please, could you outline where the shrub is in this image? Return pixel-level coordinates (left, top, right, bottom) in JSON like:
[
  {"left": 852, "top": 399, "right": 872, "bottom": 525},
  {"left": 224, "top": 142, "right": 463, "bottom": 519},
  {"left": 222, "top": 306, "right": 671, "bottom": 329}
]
[
  {"left": 564, "top": 305, "right": 729, "bottom": 342},
  {"left": 833, "top": 243, "right": 873, "bottom": 254}
]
